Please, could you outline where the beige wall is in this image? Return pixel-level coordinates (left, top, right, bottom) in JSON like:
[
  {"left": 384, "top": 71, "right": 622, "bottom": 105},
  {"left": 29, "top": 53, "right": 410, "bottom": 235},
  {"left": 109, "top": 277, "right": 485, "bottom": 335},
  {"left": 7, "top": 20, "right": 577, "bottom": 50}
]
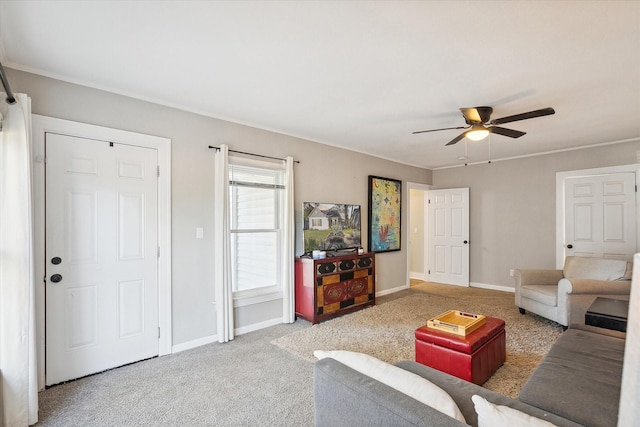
[
  {"left": 13, "top": 65, "right": 636, "bottom": 345},
  {"left": 432, "top": 141, "right": 640, "bottom": 289},
  {"left": 8, "top": 68, "right": 432, "bottom": 346}
]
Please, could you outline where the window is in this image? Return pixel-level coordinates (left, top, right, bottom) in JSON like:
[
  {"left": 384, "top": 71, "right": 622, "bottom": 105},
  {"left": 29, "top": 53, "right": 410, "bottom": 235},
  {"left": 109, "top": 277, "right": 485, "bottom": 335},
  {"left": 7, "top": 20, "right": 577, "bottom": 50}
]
[{"left": 228, "top": 159, "right": 285, "bottom": 297}]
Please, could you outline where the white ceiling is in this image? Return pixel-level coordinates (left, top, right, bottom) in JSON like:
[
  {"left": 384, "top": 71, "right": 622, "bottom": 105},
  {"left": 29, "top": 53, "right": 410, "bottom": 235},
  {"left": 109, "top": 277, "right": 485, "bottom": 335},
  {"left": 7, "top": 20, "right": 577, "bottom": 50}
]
[{"left": 1, "top": 1, "right": 639, "bottom": 168}]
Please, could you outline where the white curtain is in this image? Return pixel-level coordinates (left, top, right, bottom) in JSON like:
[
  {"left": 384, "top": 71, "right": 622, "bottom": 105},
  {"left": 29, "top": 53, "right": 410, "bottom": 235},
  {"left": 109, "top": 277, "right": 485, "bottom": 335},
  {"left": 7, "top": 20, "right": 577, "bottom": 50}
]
[
  {"left": 213, "top": 144, "right": 234, "bottom": 343},
  {"left": 0, "top": 93, "right": 38, "bottom": 426},
  {"left": 282, "top": 157, "right": 295, "bottom": 323}
]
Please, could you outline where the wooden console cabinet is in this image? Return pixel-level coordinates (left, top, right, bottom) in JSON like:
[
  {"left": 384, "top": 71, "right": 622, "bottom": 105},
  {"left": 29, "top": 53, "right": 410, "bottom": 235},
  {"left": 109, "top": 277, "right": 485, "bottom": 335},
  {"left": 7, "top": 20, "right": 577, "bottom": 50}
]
[{"left": 295, "top": 252, "right": 375, "bottom": 324}]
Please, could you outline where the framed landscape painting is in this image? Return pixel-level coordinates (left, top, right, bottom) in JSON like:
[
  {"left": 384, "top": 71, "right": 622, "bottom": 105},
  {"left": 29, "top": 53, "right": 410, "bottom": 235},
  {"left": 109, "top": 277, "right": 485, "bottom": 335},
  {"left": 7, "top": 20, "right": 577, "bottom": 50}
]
[
  {"left": 302, "top": 202, "right": 361, "bottom": 252},
  {"left": 368, "top": 175, "right": 401, "bottom": 253}
]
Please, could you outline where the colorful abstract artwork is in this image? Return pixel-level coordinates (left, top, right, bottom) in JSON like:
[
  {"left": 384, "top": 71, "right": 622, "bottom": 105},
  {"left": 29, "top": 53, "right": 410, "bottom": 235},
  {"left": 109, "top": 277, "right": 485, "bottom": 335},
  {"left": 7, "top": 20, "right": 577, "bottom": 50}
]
[{"left": 368, "top": 175, "right": 401, "bottom": 253}]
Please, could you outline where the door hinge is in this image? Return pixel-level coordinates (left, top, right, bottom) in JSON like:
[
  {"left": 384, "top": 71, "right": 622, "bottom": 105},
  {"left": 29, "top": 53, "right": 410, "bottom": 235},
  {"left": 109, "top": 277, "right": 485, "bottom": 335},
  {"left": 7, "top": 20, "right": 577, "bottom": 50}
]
[
  {"left": 158, "top": 327, "right": 161, "bottom": 338},
  {"left": 428, "top": 269, "right": 430, "bottom": 274},
  {"left": 157, "top": 246, "right": 160, "bottom": 258},
  {"left": 157, "top": 166, "right": 160, "bottom": 177},
  {"left": 428, "top": 199, "right": 431, "bottom": 204}
]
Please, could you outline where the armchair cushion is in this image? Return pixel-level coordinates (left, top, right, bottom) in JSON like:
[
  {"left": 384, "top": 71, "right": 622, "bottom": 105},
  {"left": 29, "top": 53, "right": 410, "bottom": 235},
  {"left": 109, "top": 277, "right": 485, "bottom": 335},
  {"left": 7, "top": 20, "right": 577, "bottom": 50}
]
[
  {"left": 519, "top": 285, "right": 557, "bottom": 307},
  {"left": 563, "top": 256, "right": 630, "bottom": 281}
]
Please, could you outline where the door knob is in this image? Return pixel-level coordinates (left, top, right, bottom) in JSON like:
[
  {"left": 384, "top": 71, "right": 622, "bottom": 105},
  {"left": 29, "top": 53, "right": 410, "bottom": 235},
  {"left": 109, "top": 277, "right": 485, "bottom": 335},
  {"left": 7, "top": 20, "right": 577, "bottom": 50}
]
[
  {"left": 463, "top": 240, "right": 468, "bottom": 244},
  {"left": 50, "top": 274, "right": 63, "bottom": 283},
  {"left": 567, "top": 244, "right": 573, "bottom": 249},
  {"left": 51, "top": 257, "right": 62, "bottom": 265}
]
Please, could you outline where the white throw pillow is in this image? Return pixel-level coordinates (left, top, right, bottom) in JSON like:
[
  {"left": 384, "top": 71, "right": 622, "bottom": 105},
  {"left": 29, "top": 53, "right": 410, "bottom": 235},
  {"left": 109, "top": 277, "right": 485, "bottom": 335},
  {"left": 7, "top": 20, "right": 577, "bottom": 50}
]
[
  {"left": 314, "top": 350, "right": 466, "bottom": 423},
  {"left": 472, "top": 394, "right": 558, "bottom": 427}
]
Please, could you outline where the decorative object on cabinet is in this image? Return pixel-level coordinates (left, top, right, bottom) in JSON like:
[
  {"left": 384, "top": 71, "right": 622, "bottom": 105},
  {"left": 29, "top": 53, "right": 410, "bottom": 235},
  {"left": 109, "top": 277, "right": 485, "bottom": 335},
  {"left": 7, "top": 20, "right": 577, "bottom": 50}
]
[
  {"left": 368, "top": 175, "right": 401, "bottom": 253},
  {"left": 295, "top": 252, "right": 375, "bottom": 324},
  {"left": 302, "top": 202, "right": 361, "bottom": 252}
]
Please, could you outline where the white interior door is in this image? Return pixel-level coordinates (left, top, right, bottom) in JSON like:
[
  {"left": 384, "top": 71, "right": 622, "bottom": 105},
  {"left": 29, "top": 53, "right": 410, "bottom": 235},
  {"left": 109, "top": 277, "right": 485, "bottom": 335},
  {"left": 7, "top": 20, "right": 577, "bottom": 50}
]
[
  {"left": 427, "top": 188, "right": 469, "bottom": 286},
  {"left": 564, "top": 172, "right": 637, "bottom": 260},
  {"left": 45, "top": 132, "right": 159, "bottom": 385}
]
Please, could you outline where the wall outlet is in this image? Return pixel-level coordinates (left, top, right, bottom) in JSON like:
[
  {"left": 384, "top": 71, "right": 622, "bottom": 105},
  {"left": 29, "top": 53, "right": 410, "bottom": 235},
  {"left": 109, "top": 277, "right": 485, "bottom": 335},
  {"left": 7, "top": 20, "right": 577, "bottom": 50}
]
[{"left": 509, "top": 269, "right": 515, "bottom": 277}]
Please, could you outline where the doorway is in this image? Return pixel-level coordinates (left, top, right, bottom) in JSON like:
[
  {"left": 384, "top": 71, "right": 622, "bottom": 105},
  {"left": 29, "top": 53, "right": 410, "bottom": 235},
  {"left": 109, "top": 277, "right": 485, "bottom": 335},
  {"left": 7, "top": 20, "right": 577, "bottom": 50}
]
[
  {"left": 407, "top": 183, "right": 430, "bottom": 285},
  {"left": 32, "top": 115, "right": 172, "bottom": 389},
  {"left": 407, "top": 183, "right": 470, "bottom": 287},
  {"left": 426, "top": 188, "right": 470, "bottom": 286},
  {"left": 556, "top": 164, "right": 639, "bottom": 268}
]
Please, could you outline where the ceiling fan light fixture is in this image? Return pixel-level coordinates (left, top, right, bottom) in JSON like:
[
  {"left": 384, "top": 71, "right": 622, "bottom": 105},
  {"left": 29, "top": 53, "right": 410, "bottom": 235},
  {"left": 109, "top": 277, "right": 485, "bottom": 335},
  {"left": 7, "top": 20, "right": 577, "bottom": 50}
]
[{"left": 466, "top": 126, "right": 489, "bottom": 141}]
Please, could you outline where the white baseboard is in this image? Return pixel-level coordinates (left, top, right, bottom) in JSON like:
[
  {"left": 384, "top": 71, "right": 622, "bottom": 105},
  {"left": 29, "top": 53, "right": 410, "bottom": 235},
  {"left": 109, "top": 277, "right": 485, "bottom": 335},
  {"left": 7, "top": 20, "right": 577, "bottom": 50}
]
[
  {"left": 172, "top": 334, "right": 218, "bottom": 353},
  {"left": 376, "top": 284, "right": 410, "bottom": 297},
  {"left": 234, "top": 317, "right": 283, "bottom": 335},
  {"left": 470, "top": 282, "right": 515, "bottom": 293},
  {"left": 171, "top": 317, "right": 284, "bottom": 354},
  {"left": 409, "top": 271, "right": 426, "bottom": 280}
]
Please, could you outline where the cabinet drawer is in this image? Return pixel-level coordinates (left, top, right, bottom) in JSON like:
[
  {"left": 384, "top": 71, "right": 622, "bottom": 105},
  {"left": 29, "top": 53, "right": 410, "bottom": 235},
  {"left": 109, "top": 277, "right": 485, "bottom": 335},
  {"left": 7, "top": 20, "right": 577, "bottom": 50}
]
[
  {"left": 357, "top": 256, "right": 373, "bottom": 269},
  {"left": 338, "top": 258, "right": 356, "bottom": 272},
  {"left": 322, "top": 277, "right": 369, "bottom": 305},
  {"left": 316, "top": 261, "right": 337, "bottom": 275}
]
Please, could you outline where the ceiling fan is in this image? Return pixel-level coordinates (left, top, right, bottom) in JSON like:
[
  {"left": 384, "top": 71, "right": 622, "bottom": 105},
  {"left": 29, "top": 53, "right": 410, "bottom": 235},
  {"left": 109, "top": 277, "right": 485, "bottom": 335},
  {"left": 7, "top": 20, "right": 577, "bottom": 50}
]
[{"left": 413, "top": 106, "right": 555, "bottom": 146}]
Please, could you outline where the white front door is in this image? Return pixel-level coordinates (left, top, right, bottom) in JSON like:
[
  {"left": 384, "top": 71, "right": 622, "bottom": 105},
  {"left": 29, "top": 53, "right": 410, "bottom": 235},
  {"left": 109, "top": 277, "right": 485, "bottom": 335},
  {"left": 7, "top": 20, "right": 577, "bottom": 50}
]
[
  {"left": 427, "top": 188, "right": 470, "bottom": 286},
  {"left": 45, "top": 132, "right": 159, "bottom": 385},
  {"left": 564, "top": 172, "right": 637, "bottom": 260}
]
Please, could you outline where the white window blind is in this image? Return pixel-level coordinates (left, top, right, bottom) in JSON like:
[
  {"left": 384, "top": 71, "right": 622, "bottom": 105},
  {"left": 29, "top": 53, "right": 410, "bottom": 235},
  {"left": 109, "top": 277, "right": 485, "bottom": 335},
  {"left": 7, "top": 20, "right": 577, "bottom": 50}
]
[{"left": 229, "top": 162, "right": 284, "bottom": 294}]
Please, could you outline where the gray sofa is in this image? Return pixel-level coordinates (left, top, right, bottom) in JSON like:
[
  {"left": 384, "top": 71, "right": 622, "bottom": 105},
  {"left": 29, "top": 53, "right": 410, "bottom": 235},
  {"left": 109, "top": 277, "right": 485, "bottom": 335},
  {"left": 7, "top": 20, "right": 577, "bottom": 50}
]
[{"left": 314, "top": 327, "right": 625, "bottom": 427}]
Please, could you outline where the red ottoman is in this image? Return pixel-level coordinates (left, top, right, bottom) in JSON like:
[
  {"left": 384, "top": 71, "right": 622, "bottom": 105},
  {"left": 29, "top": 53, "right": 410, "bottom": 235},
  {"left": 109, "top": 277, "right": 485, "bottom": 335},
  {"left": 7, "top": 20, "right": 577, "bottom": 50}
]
[{"left": 415, "top": 316, "right": 506, "bottom": 385}]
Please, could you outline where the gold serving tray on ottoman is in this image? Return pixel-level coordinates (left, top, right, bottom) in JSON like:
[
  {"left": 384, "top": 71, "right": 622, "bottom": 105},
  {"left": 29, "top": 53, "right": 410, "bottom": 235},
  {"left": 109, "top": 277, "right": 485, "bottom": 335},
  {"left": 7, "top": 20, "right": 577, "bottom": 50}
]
[{"left": 427, "top": 310, "right": 486, "bottom": 336}]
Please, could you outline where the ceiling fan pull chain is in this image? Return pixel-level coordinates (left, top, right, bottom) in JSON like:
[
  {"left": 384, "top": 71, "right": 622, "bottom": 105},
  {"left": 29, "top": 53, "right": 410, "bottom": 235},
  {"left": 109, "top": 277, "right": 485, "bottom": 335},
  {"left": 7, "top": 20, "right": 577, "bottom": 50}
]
[
  {"left": 464, "top": 138, "right": 468, "bottom": 166},
  {"left": 488, "top": 134, "right": 492, "bottom": 164}
]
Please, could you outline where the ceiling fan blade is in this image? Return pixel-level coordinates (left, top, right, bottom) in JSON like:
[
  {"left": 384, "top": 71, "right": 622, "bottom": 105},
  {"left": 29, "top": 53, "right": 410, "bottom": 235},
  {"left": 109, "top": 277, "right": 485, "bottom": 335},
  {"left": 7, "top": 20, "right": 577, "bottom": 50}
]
[
  {"left": 491, "top": 107, "right": 555, "bottom": 125},
  {"left": 489, "top": 126, "right": 526, "bottom": 138},
  {"left": 460, "top": 106, "right": 493, "bottom": 124},
  {"left": 445, "top": 132, "right": 467, "bottom": 146},
  {"left": 412, "top": 126, "right": 468, "bottom": 135}
]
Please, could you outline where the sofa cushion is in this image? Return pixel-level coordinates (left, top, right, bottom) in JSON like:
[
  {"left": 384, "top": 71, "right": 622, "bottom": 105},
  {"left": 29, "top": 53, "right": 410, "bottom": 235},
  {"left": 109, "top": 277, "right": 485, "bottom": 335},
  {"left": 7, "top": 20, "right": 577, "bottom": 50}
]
[
  {"left": 315, "top": 358, "right": 469, "bottom": 427},
  {"left": 472, "top": 395, "right": 558, "bottom": 427},
  {"left": 563, "top": 256, "right": 630, "bottom": 281},
  {"left": 519, "top": 329, "right": 624, "bottom": 427},
  {"left": 314, "top": 350, "right": 466, "bottom": 423},
  {"left": 397, "top": 361, "right": 583, "bottom": 427},
  {"left": 520, "top": 285, "right": 558, "bottom": 306}
]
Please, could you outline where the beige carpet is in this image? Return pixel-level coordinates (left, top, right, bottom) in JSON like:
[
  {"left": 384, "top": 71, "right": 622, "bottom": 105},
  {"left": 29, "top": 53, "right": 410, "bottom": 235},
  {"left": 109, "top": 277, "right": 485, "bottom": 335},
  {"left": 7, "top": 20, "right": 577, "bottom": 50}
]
[{"left": 272, "top": 284, "right": 564, "bottom": 398}]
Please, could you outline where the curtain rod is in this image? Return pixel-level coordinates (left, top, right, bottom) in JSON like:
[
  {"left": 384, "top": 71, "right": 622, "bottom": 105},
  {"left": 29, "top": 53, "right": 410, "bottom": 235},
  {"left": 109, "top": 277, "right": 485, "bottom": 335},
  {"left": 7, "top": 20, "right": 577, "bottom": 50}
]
[
  {"left": 0, "top": 61, "right": 16, "bottom": 105},
  {"left": 208, "top": 145, "right": 300, "bottom": 163}
]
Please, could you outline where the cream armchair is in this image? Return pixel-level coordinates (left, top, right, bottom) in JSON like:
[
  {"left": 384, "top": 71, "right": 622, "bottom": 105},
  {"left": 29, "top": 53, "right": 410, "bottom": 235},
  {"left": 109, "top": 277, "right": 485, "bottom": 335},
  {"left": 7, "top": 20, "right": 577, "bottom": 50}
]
[{"left": 515, "top": 256, "right": 632, "bottom": 327}]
